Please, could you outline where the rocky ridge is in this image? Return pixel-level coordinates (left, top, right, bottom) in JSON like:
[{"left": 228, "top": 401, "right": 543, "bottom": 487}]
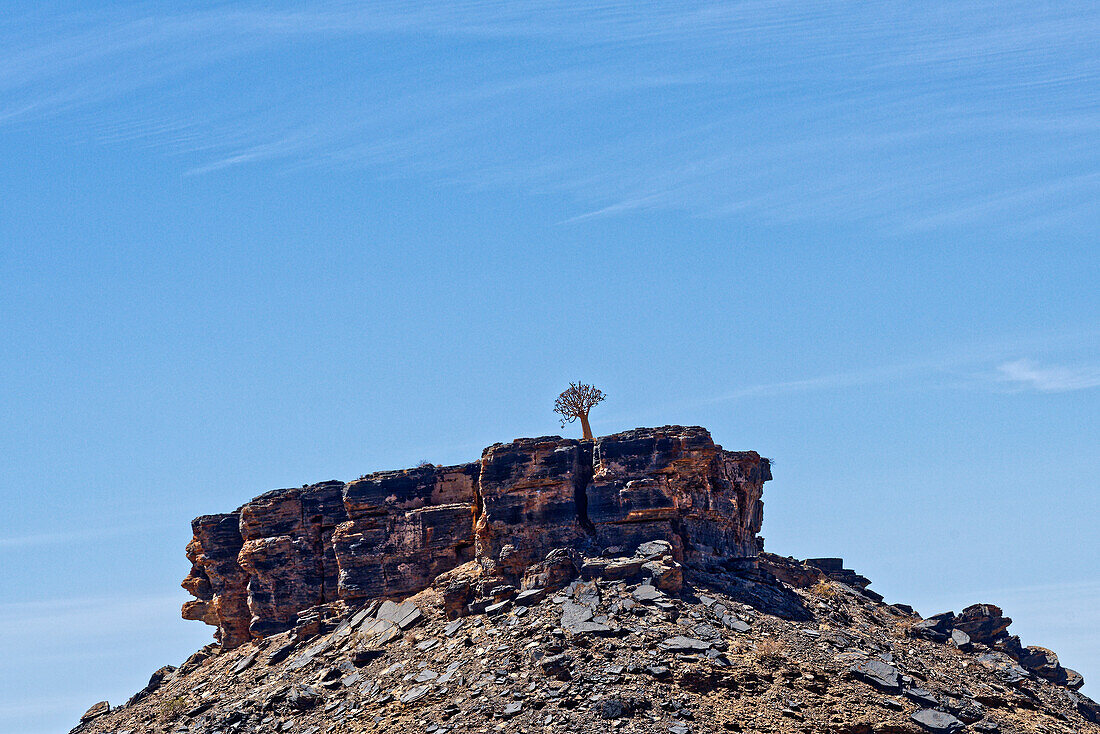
[
  {"left": 72, "top": 426, "right": 1099, "bottom": 734},
  {"left": 181, "top": 426, "right": 768, "bottom": 649}
]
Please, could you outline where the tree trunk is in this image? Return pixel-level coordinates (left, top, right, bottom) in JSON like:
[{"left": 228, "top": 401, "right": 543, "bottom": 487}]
[{"left": 579, "top": 413, "right": 593, "bottom": 441}]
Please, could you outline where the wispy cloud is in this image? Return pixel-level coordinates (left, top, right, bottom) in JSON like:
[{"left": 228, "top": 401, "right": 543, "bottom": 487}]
[
  {"left": 996, "top": 359, "right": 1100, "bottom": 392},
  {"left": 703, "top": 331, "right": 1100, "bottom": 403},
  {"left": 598, "top": 330, "right": 1100, "bottom": 425},
  {"left": 0, "top": 593, "right": 207, "bottom": 734},
  {"left": 1, "top": 2, "right": 1097, "bottom": 228},
  {"left": 0, "top": 521, "right": 175, "bottom": 550},
  {"left": 0, "top": 593, "right": 186, "bottom": 635}
]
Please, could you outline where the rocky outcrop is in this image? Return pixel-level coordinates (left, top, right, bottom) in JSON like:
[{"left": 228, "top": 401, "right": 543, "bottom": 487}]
[
  {"left": 759, "top": 553, "right": 884, "bottom": 602},
  {"left": 77, "top": 426, "right": 1100, "bottom": 734},
  {"left": 954, "top": 603, "right": 1013, "bottom": 644},
  {"left": 237, "top": 481, "right": 348, "bottom": 637},
  {"left": 181, "top": 426, "right": 770, "bottom": 648}
]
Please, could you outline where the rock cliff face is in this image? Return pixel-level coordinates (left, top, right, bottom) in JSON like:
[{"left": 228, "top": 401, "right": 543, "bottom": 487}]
[
  {"left": 181, "top": 426, "right": 769, "bottom": 648},
  {"left": 181, "top": 513, "right": 249, "bottom": 648},
  {"left": 334, "top": 463, "right": 479, "bottom": 602},
  {"left": 587, "top": 427, "right": 767, "bottom": 558}
]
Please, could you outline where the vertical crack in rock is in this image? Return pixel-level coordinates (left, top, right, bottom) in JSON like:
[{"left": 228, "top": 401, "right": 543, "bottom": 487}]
[
  {"left": 301, "top": 480, "right": 347, "bottom": 605},
  {"left": 237, "top": 488, "right": 315, "bottom": 638},
  {"left": 477, "top": 436, "right": 589, "bottom": 579},
  {"left": 574, "top": 440, "right": 596, "bottom": 536}
]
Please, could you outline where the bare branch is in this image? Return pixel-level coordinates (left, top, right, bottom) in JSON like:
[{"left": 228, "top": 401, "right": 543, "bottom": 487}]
[{"left": 553, "top": 382, "right": 606, "bottom": 431}]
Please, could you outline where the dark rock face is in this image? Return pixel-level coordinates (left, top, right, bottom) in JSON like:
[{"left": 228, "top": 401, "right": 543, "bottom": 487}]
[
  {"left": 125, "top": 665, "right": 176, "bottom": 706},
  {"left": 79, "top": 701, "right": 109, "bottom": 723},
  {"left": 182, "top": 426, "right": 771, "bottom": 648},
  {"left": 476, "top": 437, "right": 589, "bottom": 577},
  {"left": 911, "top": 612, "right": 956, "bottom": 643},
  {"left": 237, "top": 483, "right": 346, "bottom": 637},
  {"left": 587, "top": 427, "right": 768, "bottom": 559},
  {"left": 1078, "top": 693, "right": 1100, "bottom": 724},
  {"left": 910, "top": 708, "right": 964, "bottom": 732},
  {"left": 850, "top": 658, "right": 901, "bottom": 691},
  {"left": 234, "top": 481, "right": 349, "bottom": 637},
  {"left": 1018, "top": 645, "right": 1069, "bottom": 685},
  {"left": 333, "top": 463, "right": 478, "bottom": 602}
]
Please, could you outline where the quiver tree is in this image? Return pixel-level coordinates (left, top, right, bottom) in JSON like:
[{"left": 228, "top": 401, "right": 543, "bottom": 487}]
[{"left": 553, "top": 382, "right": 605, "bottom": 441}]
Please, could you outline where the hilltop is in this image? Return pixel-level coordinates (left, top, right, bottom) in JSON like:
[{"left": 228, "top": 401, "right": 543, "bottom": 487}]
[{"left": 71, "top": 426, "right": 1099, "bottom": 734}]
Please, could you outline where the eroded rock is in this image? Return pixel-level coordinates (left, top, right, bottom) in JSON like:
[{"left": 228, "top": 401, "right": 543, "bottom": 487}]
[{"left": 182, "top": 426, "right": 771, "bottom": 648}]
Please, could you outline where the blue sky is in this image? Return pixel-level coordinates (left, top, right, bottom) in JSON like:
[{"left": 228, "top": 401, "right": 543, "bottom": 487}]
[{"left": 1, "top": 2, "right": 1098, "bottom": 731}]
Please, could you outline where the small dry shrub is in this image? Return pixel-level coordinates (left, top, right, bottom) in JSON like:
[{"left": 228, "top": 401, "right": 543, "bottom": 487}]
[
  {"left": 754, "top": 637, "right": 785, "bottom": 661},
  {"left": 811, "top": 578, "right": 837, "bottom": 597},
  {"left": 160, "top": 696, "right": 187, "bottom": 720}
]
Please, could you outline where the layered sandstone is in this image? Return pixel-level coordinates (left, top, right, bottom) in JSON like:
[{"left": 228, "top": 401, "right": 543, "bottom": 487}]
[
  {"left": 181, "top": 513, "right": 250, "bottom": 648},
  {"left": 181, "top": 426, "right": 770, "bottom": 648},
  {"left": 236, "top": 481, "right": 348, "bottom": 637},
  {"left": 334, "top": 462, "right": 479, "bottom": 601},
  {"left": 587, "top": 426, "right": 767, "bottom": 558},
  {"left": 475, "top": 436, "right": 591, "bottom": 577}
]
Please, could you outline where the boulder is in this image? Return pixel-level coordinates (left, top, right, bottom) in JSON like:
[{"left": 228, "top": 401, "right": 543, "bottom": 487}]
[
  {"left": 850, "top": 659, "right": 900, "bottom": 691},
  {"left": 514, "top": 588, "right": 547, "bottom": 606},
  {"left": 521, "top": 548, "right": 579, "bottom": 591},
  {"left": 949, "top": 629, "right": 972, "bottom": 651},
  {"left": 79, "top": 701, "right": 109, "bottom": 722},
  {"left": 910, "top": 709, "right": 964, "bottom": 733},
  {"left": 632, "top": 584, "right": 663, "bottom": 603},
  {"left": 642, "top": 558, "right": 683, "bottom": 592},
  {"left": 538, "top": 653, "right": 573, "bottom": 680},
  {"left": 433, "top": 561, "right": 481, "bottom": 619},
  {"left": 976, "top": 652, "right": 1030, "bottom": 683},
  {"left": 1017, "top": 645, "right": 1066, "bottom": 684},
  {"left": 1064, "top": 668, "right": 1085, "bottom": 690},
  {"left": 581, "top": 556, "right": 646, "bottom": 580},
  {"left": 375, "top": 599, "right": 423, "bottom": 629},
  {"left": 125, "top": 665, "right": 176, "bottom": 705},
  {"left": 954, "top": 604, "right": 1012, "bottom": 645},
  {"left": 912, "top": 612, "right": 955, "bottom": 643},
  {"left": 636, "top": 539, "right": 674, "bottom": 559},
  {"left": 660, "top": 636, "right": 713, "bottom": 653}
]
